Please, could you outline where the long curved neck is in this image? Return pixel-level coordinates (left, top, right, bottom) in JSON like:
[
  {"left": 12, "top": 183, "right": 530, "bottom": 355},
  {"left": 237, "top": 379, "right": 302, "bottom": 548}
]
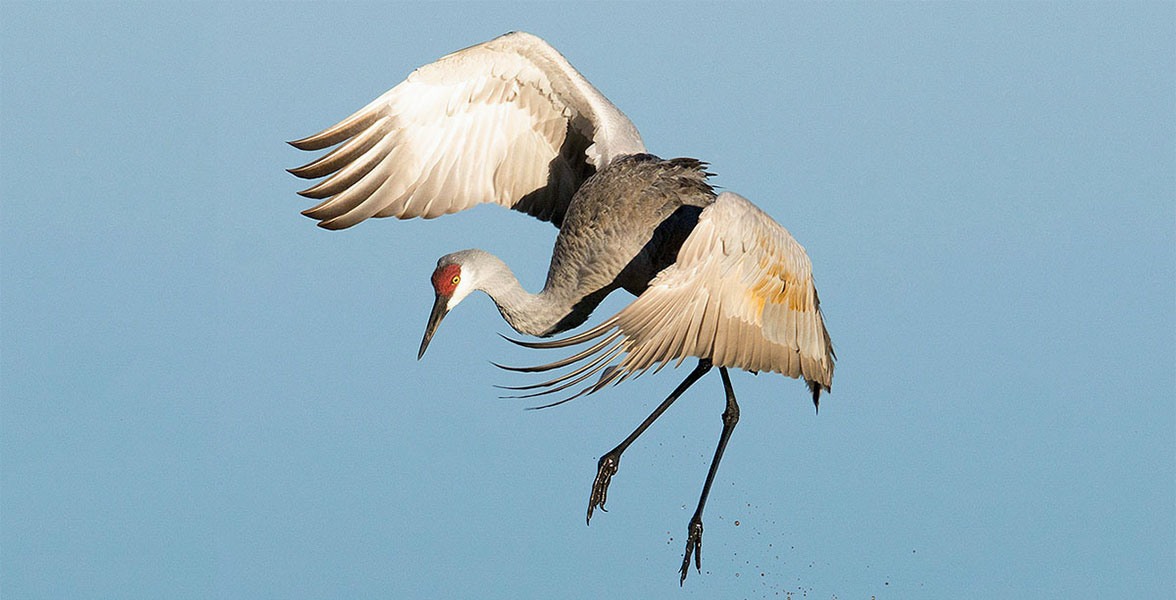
[{"left": 474, "top": 255, "right": 581, "bottom": 338}]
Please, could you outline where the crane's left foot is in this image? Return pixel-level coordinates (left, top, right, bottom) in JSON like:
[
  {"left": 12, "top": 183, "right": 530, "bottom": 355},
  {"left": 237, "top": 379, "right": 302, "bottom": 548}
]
[
  {"left": 587, "top": 451, "right": 620, "bottom": 524},
  {"left": 678, "top": 519, "right": 703, "bottom": 585}
]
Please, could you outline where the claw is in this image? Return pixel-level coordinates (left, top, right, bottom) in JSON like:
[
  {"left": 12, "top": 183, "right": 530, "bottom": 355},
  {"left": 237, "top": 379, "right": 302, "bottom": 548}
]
[
  {"left": 587, "top": 453, "right": 619, "bottom": 525},
  {"left": 679, "top": 520, "right": 703, "bottom": 585}
]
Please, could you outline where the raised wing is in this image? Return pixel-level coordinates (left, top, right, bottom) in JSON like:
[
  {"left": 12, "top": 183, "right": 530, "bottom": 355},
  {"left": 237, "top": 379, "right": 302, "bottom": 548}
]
[
  {"left": 289, "top": 31, "right": 646, "bottom": 229},
  {"left": 503, "top": 192, "right": 834, "bottom": 407}
]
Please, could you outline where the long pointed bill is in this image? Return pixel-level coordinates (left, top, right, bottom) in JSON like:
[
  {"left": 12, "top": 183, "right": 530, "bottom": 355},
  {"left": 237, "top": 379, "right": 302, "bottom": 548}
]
[{"left": 418, "top": 293, "right": 450, "bottom": 359}]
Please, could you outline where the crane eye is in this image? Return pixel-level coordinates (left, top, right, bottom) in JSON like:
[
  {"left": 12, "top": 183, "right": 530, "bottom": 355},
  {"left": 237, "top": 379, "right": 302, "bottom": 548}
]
[{"left": 451, "top": 275, "right": 460, "bottom": 285}]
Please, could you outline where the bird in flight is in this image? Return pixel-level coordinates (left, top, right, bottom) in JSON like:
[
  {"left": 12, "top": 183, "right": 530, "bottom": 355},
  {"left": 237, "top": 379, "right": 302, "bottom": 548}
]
[{"left": 288, "top": 31, "right": 834, "bottom": 584}]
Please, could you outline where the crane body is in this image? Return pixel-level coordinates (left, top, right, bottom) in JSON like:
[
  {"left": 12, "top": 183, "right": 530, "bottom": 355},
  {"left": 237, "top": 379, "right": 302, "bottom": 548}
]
[
  {"left": 289, "top": 31, "right": 835, "bottom": 584},
  {"left": 433, "top": 154, "right": 711, "bottom": 340}
]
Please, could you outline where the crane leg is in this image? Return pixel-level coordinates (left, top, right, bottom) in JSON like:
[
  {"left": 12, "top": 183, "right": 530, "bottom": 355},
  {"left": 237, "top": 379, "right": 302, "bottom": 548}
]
[
  {"left": 587, "top": 359, "right": 712, "bottom": 525},
  {"left": 679, "top": 367, "right": 740, "bottom": 585}
]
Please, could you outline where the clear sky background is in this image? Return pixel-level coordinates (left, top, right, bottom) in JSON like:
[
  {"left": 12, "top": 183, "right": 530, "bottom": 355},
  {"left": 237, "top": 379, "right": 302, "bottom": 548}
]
[{"left": 2, "top": 3, "right": 1173, "bottom": 599}]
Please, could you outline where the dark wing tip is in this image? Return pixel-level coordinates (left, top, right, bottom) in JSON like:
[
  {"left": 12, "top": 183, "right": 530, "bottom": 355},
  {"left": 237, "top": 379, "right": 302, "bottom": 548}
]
[
  {"left": 490, "top": 360, "right": 535, "bottom": 373},
  {"left": 497, "top": 332, "right": 554, "bottom": 349},
  {"left": 287, "top": 136, "right": 324, "bottom": 151},
  {"left": 315, "top": 218, "right": 350, "bottom": 231},
  {"left": 523, "top": 394, "right": 582, "bottom": 410},
  {"left": 287, "top": 164, "right": 322, "bottom": 180}
]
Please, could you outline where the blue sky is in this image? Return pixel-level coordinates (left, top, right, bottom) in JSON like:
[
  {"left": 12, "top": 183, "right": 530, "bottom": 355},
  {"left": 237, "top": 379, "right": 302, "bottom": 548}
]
[{"left": 2, "top": 2, "right": 1173, "bottom": 598}]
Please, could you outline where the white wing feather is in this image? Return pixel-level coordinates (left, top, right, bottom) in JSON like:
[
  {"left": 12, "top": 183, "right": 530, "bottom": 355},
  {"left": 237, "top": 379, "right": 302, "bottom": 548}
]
[
  {"left": 508, "top": 192, "right": 834, "bottom": 403},
  {"left": 289, "top": 31, "right": 646, "bottom": 229}
]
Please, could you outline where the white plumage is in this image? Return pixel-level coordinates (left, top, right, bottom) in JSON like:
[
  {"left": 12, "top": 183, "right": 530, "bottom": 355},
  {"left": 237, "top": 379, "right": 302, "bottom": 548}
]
[
  {"left": 509, "top": 191, "right": 833, "bottom": 402},
  {"left": 289, "top": 31, "right": 834, "bottom": 584},
  {"left": 290, "top": 31, "right": 644, "bottom": 229}
]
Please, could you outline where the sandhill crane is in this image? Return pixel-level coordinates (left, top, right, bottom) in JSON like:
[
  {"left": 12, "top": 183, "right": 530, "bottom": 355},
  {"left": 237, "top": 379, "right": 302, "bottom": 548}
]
[{"left": 288, "top": 32, "right": 834, "bottom": 583}]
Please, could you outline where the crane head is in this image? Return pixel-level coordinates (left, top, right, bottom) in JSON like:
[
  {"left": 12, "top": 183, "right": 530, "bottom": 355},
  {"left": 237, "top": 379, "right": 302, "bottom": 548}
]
[{"left": 418, "top": 257, "right": 475, "bottom": 359}]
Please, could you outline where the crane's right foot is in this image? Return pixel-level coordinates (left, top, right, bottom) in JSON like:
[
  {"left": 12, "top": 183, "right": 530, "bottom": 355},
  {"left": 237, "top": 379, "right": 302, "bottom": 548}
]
[
  {"left": 678, "top": 519, "right": 703, "bottom": 585},
  {"left": 587, "top": 451, "right": 620, "bottom": 524}
]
